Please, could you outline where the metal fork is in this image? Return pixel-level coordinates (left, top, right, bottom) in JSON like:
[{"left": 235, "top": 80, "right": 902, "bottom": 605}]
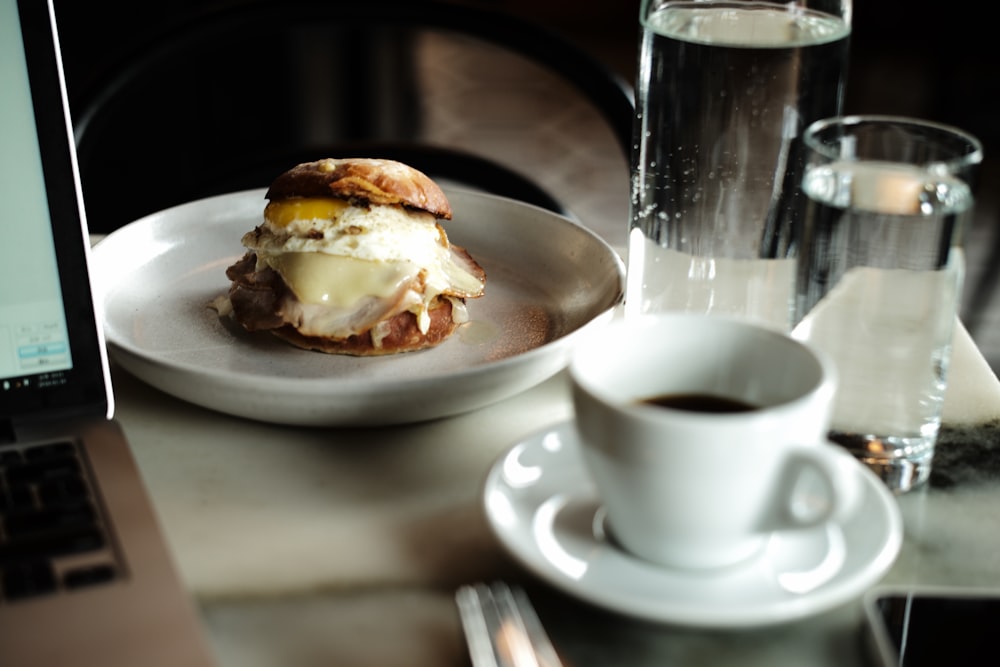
[{"left": 455, "top": 582, "right": 564, "bottom": 667}]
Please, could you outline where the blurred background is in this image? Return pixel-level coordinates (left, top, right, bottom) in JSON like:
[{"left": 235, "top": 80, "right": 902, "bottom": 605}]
[
  {"left": 53, "top": 0, "right": 999, "bottom": 370},
  {"left": 52, "top": 0, "right": 997, "bottom": 146}
]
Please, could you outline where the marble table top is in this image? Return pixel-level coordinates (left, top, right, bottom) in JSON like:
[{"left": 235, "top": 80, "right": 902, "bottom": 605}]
[{"left": 105, "top": 314, "right": 1000, "bottom": 667}]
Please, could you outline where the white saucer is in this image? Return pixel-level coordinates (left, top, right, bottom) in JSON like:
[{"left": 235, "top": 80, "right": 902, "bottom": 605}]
[{"left": 483, "top": 421, "right": 903, "bottom": 628}]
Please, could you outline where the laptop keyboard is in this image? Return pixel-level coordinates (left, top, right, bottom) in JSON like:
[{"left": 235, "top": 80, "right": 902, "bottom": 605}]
[{"left": 0, "top": 440, "right": 121, "bottom": 602}]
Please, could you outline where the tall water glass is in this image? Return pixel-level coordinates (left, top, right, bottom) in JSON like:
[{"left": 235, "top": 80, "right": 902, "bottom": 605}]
[
  {"left": 792, "top": 116, "right": 983, "bottom": 492},
  {"left": 626, "top": 0, "right": 852, "bottom": 331}
]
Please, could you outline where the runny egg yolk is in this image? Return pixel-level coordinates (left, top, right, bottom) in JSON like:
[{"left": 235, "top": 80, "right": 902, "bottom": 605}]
[{"left": 264, "top": 198, "right": 349, "bottom": 228}]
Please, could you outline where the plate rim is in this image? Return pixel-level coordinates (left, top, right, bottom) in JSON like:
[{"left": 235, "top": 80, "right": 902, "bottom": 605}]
[{"left": 90, "top": 187, "right": 624, "bottom": 423}]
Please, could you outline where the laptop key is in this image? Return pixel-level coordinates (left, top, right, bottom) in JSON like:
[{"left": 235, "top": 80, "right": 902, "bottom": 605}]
[
  {"left": 23, "top": 442, "right": 76, "bottom": 461},
  {"left": 4, "top": 503, "right": 97, "bottom": 537},
  {"left": 0, "top": 450, "right": 23, "bottom": 466},
  {"left": 1, "top": 559, "right": 57, "bottom": 601},
  {"left": 64, "top": 563, "right": 117, "bottom": 589},
  {"left": 0, "top": 484, "right": 35, "bottom": 513},
  {"left": 4, "top": 457, "right": 82, "bottom": 486},
  {"left": 37, "top": 475, "right": 89, "bottom": 506},
  {"left": 1, "top": 444, "right": 116, "bottom": 602},
  {"left": 0, "top": 525, "right": 105, "bottom": 565}
]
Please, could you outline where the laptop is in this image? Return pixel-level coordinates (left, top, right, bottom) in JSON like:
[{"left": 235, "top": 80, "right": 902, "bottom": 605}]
[{"left": 0, "top": 1, "right": 216, "bottom": 665}]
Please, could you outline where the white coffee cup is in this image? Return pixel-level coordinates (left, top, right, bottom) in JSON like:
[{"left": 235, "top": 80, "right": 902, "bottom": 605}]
[{"left": 569, "top": 313, "right": 863, "bottom": 570}]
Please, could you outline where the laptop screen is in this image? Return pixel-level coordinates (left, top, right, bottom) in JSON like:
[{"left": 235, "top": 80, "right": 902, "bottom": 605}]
[{"left": 0, "top": 0, "right": 111, "bottom": 425}]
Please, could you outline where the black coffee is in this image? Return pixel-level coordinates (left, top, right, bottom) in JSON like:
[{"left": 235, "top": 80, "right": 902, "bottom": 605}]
[{"left": 639, "top": 393, "right": 759, "bottom": 414}]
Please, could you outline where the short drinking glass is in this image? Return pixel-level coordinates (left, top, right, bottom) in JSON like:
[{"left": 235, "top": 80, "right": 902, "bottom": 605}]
[{"left": 793, "top": 115, "right": 983, "bottom": 492}]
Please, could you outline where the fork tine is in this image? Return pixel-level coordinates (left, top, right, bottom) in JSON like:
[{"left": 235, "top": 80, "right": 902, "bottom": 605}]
[
  {"left": 456, "top": 583, "right": 562, "bottom": 667},
  {"left": 489, "top": 583, "right": 541, "bottom": 667},
  {"left": 456, "top": 584, "right": 502, "bottom": 667},
  {"left": 506, "top": 586, "right": 563, "bottom": 667}
]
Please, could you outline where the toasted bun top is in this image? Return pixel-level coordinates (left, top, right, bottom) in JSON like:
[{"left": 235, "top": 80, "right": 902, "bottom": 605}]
[{"left": 265, "top": 158, "right": 452, "bottom": 219}]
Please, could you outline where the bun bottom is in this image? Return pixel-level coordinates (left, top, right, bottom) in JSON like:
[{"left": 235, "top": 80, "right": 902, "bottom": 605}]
[{"left": 269, "top": 297, "right": 460, "bottom": 356}]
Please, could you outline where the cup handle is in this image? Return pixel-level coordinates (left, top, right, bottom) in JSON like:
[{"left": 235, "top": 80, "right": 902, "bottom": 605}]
[{"left": 771, "top": 443, "right": 865, "bottom": 529}]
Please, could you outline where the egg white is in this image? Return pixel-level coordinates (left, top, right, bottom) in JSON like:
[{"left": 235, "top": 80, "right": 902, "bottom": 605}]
[{"left": 243, "top": 203, "right": 447, "bottom": 267}]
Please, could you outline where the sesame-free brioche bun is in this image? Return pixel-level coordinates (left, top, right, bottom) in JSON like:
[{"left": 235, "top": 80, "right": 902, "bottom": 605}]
[
  {"left": 265, "top": 157, "right": 453, "bottom": 219},
  {"left": 268, "top": 296, "right": 460, "bottom": 356}
]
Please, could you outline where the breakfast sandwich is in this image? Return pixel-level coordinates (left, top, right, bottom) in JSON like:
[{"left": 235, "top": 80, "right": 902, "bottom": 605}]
[{"left": 213, "top": 158, "right": 486, "bottom": 355}]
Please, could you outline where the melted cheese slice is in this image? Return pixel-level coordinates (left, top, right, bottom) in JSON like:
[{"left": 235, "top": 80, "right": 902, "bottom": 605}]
[
  {"left": 266, "top": 253, "right": 417, "bottom": 308},
  {"left": 249, "top": 197, "right": 485, "bottom": 337}
]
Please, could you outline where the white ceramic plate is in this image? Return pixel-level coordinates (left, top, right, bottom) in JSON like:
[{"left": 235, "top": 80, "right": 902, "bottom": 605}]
[
  {"left": 90, "top": 188, "right": 624, "bottom": 426},
  {"left": 484, "top": 421, "right": 904, "bottom": 628}
]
